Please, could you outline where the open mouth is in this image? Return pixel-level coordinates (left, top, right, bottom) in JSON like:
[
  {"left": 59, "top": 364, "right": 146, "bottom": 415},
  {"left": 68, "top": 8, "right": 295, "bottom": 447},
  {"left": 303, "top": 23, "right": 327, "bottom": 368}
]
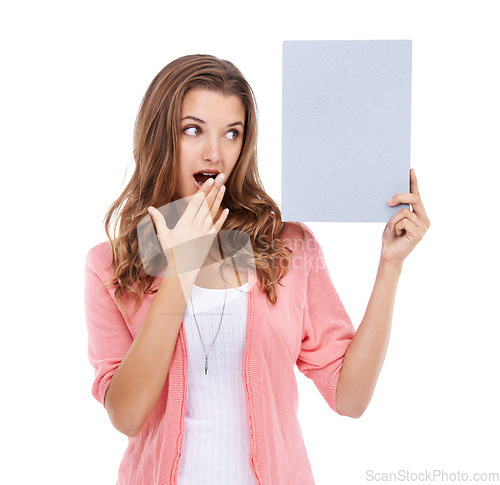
[{"left": 193, "top": 171, "right": 219, "bottom": 188}]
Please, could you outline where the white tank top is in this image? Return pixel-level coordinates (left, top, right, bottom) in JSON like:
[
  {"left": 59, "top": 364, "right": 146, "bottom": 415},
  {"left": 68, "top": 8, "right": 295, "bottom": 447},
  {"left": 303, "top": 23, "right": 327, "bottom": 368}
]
[{"left": 176, "top": 281, "right": 258, "bottom": 485}]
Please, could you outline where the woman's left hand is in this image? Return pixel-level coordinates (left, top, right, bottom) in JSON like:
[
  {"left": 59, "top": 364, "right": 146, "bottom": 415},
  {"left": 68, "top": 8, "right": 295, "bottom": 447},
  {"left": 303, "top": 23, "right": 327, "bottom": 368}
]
[{"left": 381, "top": 168, "right": 431, "bottom": 267}]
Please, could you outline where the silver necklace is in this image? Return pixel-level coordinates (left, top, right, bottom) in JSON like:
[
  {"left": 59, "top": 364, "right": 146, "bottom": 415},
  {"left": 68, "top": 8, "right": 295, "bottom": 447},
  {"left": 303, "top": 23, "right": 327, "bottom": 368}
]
[{"left": 189, "top": 266, "right": 229, "bottom": 375}]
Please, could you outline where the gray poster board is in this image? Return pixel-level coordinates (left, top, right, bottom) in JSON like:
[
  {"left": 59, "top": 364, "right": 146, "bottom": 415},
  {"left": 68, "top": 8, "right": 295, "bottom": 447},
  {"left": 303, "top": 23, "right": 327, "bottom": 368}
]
[{"left": 281, "top": 40, "right": 412, "bottom": 222}]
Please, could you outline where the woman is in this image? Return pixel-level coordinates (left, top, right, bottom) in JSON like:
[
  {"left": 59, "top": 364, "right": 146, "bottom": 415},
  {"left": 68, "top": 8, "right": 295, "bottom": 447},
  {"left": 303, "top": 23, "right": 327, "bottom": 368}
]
[{"left": 84, "top": 54, "right": 430, "bottom": 484}]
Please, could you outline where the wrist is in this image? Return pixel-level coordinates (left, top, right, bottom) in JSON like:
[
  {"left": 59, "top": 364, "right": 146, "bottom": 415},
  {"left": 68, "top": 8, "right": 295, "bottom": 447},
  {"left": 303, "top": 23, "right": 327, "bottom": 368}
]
[{"left": 379, "top": 256, "right": 403, "bottom": 274}]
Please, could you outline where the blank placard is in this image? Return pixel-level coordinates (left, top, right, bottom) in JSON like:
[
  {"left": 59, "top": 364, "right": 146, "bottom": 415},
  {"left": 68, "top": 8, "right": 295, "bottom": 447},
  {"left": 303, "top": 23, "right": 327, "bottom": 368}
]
[{"left": 281, "top": 40, "right": 412, "bottom": 222}]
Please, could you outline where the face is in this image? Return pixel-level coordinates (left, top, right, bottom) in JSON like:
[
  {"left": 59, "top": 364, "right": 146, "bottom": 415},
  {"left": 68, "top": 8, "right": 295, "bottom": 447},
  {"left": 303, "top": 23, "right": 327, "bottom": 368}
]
[{"left": 174, "top": 88, "right": 245, "bottom": 201}]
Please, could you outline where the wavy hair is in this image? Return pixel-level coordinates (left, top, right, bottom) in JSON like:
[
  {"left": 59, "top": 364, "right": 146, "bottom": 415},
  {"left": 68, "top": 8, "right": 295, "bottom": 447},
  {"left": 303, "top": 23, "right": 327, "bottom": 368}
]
[{"left": 102, "top": 54, "right": 305, "bottom": 320}]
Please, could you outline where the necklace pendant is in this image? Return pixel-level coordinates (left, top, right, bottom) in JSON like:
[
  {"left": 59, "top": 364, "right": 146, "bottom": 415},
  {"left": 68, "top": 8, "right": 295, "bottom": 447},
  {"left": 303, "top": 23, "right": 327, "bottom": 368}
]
[{"left": 205, "top": 356, "right": 208, "bottom": 375}]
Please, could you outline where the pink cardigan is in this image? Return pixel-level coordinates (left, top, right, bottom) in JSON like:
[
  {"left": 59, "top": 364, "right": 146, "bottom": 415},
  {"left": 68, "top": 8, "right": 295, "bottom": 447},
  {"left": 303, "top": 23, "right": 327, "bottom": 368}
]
[{"left": 84, "top": 222, "right": 355, "bottom": 484}]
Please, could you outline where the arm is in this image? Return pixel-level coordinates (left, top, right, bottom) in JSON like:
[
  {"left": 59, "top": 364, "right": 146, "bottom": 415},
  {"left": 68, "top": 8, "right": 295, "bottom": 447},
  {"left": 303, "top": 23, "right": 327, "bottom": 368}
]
[
  {"left": 104, "top": 268, "right": 197, "bottom": 437},
  {"left": 335, "top": 258, "right": 402, "bottom": 418},
  {"left": 336, "top": 168, "right": 430, "bottom": 418}
]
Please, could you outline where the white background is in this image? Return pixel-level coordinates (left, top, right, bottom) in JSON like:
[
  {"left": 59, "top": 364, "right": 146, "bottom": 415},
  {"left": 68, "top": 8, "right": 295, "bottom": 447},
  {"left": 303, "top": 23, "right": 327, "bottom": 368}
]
[{"left": 2, "top": 0, "right": 499, "bottom": 484}]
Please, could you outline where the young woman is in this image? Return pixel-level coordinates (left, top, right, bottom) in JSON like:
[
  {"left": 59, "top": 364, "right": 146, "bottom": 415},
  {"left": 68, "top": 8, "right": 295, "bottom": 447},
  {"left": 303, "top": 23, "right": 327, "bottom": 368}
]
[{"left": 84, "top": 54, "right": 430, "bottom": 485}]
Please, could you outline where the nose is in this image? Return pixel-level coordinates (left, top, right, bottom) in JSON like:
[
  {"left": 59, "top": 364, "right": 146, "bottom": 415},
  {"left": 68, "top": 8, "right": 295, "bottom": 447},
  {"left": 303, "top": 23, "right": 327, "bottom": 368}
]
[{"left": 202, "top": 134, "right": 221, "bottom": 163}]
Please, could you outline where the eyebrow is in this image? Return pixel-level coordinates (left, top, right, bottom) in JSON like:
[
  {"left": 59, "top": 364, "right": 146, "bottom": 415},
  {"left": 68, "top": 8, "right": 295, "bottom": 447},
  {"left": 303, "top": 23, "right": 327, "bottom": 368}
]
[{"left": 180, "top": 116, "right": 244, "bottom": 128}]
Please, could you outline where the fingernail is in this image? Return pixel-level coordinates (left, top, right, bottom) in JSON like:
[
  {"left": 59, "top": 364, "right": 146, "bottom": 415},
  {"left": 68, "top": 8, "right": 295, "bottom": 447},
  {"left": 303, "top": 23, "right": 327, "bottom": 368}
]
[
  {"left": 412, "top": 168, "right": 416, "bottom": 176},
  {"left": 207, "top": 177, "right": 214, "bottom": 186},
  {"left": 218, "top": 173, "right": 225, "bottom": 182},
  {"left": 148, "top": 207, "right": 154, "bottom": 216},
  {"left": 387, "top": 198, "right": 394, "bottom": 205}
]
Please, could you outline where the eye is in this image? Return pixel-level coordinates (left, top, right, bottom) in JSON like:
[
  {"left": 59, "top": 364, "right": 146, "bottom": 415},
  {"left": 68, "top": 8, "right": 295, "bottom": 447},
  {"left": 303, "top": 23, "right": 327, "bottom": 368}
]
[
  {"left": 184, "top": 126, "right": 201, "bottom": 136},
  {"left": 226, "top": 129, "right": 239, "bottom": 141}
]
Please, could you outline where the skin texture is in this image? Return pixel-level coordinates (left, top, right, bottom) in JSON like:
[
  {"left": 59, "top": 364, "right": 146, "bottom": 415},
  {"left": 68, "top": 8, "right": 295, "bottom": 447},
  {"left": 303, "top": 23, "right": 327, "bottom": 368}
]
[
  {"left": 176, "top": 87, "right": 246, "bottom": 265},
  {"left": 174, "top": 88, "right": 245, "bottom": 224}
]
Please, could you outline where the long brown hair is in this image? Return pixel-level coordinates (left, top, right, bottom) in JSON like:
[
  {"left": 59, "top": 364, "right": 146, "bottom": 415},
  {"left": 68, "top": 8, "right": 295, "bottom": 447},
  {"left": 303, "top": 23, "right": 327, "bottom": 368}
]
[{"left": 102, "top": 54, "right": 305, "bottom": 319}]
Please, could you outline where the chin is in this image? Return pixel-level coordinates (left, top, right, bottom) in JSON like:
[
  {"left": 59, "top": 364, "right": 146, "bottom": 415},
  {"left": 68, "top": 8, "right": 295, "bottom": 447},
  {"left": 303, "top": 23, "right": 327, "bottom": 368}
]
[{"left": 174, "top": 186, "right": 190, "bottom": 200}]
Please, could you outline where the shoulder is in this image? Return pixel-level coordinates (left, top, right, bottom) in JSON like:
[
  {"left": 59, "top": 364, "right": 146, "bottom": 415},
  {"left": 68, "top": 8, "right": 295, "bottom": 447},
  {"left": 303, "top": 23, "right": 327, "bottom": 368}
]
[
  {"left": 276, "top": 222, "right": 324, "bottom": 281},
  {"left": 85, "top": 240, "right": 114, "bottom": 279},
  {"left": 279, "top": 221, "right": 320, "bottom": 254}
]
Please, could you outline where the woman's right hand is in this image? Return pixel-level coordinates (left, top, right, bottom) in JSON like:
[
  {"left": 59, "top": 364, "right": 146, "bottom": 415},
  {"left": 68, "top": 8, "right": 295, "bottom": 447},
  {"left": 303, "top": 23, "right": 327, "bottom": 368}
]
[{"left": 147, "top": 173, "right": 228, "bottom": 277}]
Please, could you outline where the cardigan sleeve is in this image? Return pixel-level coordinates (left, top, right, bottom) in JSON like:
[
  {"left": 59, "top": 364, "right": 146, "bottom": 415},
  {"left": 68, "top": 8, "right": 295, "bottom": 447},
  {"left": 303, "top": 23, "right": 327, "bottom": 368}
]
[
  {"left": 84, "top": 248, "right": 133, "bottom": 408},
  {"left": 296, "top": 231, "right": 355, "bottom": 415}
]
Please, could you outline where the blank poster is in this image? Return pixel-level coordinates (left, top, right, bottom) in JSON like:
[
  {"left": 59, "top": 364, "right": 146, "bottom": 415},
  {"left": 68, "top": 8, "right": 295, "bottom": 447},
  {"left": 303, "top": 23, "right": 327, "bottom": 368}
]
[{"left": 281, "top": 40, "right": 412, "bottom": 222}]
